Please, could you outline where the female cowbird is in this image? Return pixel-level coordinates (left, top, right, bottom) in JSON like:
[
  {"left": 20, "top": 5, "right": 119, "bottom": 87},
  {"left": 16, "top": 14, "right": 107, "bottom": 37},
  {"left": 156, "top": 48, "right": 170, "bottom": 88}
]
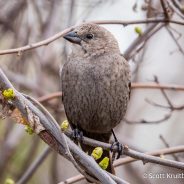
[{"left": 61, "top": 23, "right": 131, "bottom": 173}]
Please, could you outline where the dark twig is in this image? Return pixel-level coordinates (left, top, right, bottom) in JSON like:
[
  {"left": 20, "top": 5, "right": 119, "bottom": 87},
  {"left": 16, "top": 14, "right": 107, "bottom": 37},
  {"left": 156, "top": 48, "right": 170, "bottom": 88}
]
[
  {"left": 126, "top": 75, "right": 184, "bottom": 124},
  {"left": 160, "top": 0, "right": 170, "bottom": 19},
  {"left": 145, "top": 98, "right": 184, "bottom": 111},
  {"left": 124, "top": 111, "right": 172, "bottom": 124},
  {"left": 172, "top": 0, "right": 184, "bottom": 15},
  {"left": 154, "top": 76, "right": 174, "bottom": 109},
  {"left": 166, "top": 26, "right": 184, "bottom": 55},
  {"left": 168, "top": 0, "right": 184, "bottom": 19},
  {"left": 159, "top": 135, "right": 180, "bottom": 161}
]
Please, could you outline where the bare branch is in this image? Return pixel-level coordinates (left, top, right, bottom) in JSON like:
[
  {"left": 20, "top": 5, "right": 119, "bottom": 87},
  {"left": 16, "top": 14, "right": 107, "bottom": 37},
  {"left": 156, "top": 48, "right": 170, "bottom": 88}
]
[
  {"left": 131, "top": 82, "right": 184, "bottom": 91},
  {"left": 0, "top": 69, "right": 116, "bottom": 184},
  {"left": 154, "top": 76, "right": 174, "bottom": 108},
  {"left": 0, "top": 18, "right": 184, "bottom": 56},
  {"left": 159, "top": 135, "right": 180, "bottom": 161},
  {"left": 17, "top": 146, "right": 52, "bottom": 184},
  {"left": 37, "top": 82, "right": 184, "bottom": 103},
  {"left": 37, "top": 92, "right": 62, "bottom": 103},
  {"left": 166, "top": 26, "right": 184, "bottom": 55},
  {"left": 59, "top": 145, "right": 184, "bottom": 184},
  {"left": 123, "top": 23, "right": 164, "bottom": 60},
  {"left": 124, "top": 111, "right": 172, "bottom": 124},
  {"left": 65, "top": 131, "right": 184, "bottom": 170},
  {"left": 160, "top": 0, "right": 170, "bottom": 19}
]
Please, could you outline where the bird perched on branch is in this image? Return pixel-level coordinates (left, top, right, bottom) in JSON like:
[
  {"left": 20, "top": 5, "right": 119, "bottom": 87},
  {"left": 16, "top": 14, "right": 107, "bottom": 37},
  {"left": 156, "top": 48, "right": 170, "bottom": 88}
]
[{"left": 61, "top": 23, "right": 131, "bottom": 174}]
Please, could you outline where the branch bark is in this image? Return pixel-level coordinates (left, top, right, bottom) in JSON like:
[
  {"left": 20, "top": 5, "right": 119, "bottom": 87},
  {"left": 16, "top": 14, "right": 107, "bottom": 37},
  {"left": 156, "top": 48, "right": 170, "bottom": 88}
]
[
  {"left": 0, "top": 69, "right": 116, "bottom": 184},
  {"left": 0, "top": 18, "right": 183, "bottom": 56}
]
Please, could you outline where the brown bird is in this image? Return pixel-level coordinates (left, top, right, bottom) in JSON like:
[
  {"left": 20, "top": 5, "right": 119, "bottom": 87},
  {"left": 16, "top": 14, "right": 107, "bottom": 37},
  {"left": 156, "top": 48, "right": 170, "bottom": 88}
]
[{"left": 61, "top": 23, "right": 131, "bottom": 173}]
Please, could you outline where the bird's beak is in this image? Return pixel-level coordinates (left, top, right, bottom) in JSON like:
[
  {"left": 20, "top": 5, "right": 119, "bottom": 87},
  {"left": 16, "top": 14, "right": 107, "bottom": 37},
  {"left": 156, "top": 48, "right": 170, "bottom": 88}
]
[{"left": 63, "top": 31, "right": 81, "bottom": 45}]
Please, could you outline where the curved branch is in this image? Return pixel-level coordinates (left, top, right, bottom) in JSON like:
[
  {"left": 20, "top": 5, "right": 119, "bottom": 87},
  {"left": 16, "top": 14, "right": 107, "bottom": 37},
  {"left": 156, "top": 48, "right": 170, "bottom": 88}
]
[
  {"left": 0, "top": 69, "right": 116, "bottom": 184},
  {"left": 0, "top": 18, "right": 184, "bottom": 56}
]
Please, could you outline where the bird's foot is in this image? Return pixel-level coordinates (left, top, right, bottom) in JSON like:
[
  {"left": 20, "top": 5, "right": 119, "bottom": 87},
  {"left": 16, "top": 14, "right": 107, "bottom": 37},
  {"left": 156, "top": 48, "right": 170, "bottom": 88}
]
[
  {"left": 72, "top": 128, "right": 83, "bottom": 142},
  {"left": 110, "top": 129, "right": 123, "bottom": 161},
  {"left": 110, "top": 141, "right": 123, "bottom": 161}
]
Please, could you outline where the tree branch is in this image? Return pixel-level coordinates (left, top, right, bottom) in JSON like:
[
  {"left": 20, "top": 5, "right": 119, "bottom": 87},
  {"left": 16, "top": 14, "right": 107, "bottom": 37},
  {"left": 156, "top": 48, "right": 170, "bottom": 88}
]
[
  {"left": 131, "top": 82, "right": 184, "bottom": 91},
  {"left": 60, "top": 145, "right": 184, "bottom": 184},
  {"left": 65, "top": 131, "right": 184, "bottom": 170},
  {"left": 0, "top": 68, "right": 116, "bottom": 184},
  {"left": 0, "top": 18, "right": 184, "bottom": 56},
  {"left": 160, "top": 0, "right": 170, "bottom": 19},
  {"left": 36, "top": 82, "right": 184, "bottom": 104}
]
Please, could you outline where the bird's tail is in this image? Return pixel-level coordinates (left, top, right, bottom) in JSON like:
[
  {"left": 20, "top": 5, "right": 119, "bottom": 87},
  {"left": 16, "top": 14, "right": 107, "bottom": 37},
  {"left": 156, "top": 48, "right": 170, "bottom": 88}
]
[{"left": 80, "top": 131, "right": 115, "bottom": 174}]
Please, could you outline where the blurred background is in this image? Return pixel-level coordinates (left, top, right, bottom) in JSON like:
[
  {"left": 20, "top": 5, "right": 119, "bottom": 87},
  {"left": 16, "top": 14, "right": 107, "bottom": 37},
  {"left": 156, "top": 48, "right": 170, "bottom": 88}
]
[{"left": 0, "top": 0, "right": 184, "bottom": 184}]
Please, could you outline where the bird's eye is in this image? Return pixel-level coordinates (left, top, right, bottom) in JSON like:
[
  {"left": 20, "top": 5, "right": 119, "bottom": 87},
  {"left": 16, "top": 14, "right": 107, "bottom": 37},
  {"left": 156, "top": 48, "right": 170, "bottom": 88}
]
[{"left": 86, "top": 34, "right": 94, "bottom": 39}]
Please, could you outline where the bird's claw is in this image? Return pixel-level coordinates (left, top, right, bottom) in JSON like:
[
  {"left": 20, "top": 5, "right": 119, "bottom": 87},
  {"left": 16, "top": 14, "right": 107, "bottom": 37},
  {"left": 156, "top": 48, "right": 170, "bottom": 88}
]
[
  {"left": 110, "top": 141, "right": 123, "bottom": 160},
  {"left": 72, "top": 128, "right": 83, "bottom": 142}
]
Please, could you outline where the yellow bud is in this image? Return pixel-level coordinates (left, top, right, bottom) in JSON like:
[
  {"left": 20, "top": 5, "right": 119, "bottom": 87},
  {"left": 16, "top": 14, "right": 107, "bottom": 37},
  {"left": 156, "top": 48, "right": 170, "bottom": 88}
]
[
  {"left": 134, "top": 26, "right": 143, "bottom": 36},
  {"left": 2, "top": 88, "right": 15, "bottom": 100},
  {"left": 91, "top": 147, "right": 103, "bottom": 160},
  {"left": 61, "top": 120, "right": 69, "bottom": 131},
  {"left": 25, "top": 125, "right": 34, "bottom": 135},
  {"left": 4, "top": 178, "right": 15, "bottom": 184},
  {"left": 99, "top": 157, "right": 109, "bottom": 170}
]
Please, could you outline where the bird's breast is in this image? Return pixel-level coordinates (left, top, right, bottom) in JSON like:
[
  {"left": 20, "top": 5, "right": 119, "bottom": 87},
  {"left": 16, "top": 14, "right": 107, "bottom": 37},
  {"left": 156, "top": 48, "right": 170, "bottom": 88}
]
[{"left": 62, "top": 56, "right": 130, "bottom": 133}]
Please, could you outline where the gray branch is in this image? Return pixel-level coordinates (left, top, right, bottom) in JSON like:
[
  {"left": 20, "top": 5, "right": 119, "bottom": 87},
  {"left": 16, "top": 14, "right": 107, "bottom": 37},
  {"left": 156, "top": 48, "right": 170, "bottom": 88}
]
[{"left": 0, "top": 68, "right": 117, "bottom": 184}]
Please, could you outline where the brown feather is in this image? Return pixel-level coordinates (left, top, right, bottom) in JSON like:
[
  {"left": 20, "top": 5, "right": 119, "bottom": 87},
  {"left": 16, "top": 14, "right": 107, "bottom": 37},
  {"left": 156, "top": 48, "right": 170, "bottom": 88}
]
[{"left": 61, "top": 23, "right": 131, "bottom": 176}]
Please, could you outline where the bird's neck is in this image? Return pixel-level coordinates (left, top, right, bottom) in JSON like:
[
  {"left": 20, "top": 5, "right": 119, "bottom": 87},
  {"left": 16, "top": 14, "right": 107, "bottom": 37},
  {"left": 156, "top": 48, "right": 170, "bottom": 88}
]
[{"left": 72, "top": 45, "right": 120, "bottom": 60}]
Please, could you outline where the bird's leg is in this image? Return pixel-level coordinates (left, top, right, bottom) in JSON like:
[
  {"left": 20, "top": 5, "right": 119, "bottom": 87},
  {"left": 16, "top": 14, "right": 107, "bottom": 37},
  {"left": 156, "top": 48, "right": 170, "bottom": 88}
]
[
  {"left": 72, "top": 128, "right": 84, "bottom": 142},
  {"left": 110, "top": 129, "right": 123, "bottom": 161}
]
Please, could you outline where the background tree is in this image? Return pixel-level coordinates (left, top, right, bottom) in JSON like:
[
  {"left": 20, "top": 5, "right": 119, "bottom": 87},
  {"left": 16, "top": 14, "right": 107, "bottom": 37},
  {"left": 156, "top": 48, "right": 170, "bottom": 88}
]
[{"left": 0, "top": 0, "right": 184, "bottom": 184}]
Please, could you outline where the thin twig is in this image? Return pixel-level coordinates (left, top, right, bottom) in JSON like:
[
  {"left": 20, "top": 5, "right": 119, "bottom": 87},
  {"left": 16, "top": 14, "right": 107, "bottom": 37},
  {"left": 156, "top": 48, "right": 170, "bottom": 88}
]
[
  {"left": 131, "top": 82, "right": 184, "bottom": 91},
  {"left": 166, "top": 26, "right": 184, "bottom": 55},
  {"left": 145, "top": 98, "right": 184, "bottom": 110},
  {"left": 124, "top": 111, "right": 172, "bottom": 124},
  {"left": 115, "top": 145, "right": 184, "bottom": 166},
  {"left": 123, "top": 23, "right": 164, "bottom": 60},
  {"left": 154, "top": 76, "right": 174, "bottom": 109},
  {"left": 37, "top": 92, "right": 62, "bottom": 103},
  {"left": 0, "top": 18, "right": 184, "bottom": 56},
  {"left": 17, "top": 147, "right": 52, "bottom": 184},
  {"left": 36, "top": 83, "right": 184, "bottom": 103},
  {"left": 160, "top": 0, "right": 170, "bottom": 19},
  {"left": 159, "top": 135, "right": 180, "bottom": 161},
  {"left": 168, "top": 0, "right": 184, "bottom": 19}
]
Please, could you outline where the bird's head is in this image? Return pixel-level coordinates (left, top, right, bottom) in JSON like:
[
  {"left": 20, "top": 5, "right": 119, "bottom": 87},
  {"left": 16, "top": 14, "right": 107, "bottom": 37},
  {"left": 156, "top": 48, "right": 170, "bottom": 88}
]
[{"left": 63, "top": 23, "right": 120, "bottom": 57}]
